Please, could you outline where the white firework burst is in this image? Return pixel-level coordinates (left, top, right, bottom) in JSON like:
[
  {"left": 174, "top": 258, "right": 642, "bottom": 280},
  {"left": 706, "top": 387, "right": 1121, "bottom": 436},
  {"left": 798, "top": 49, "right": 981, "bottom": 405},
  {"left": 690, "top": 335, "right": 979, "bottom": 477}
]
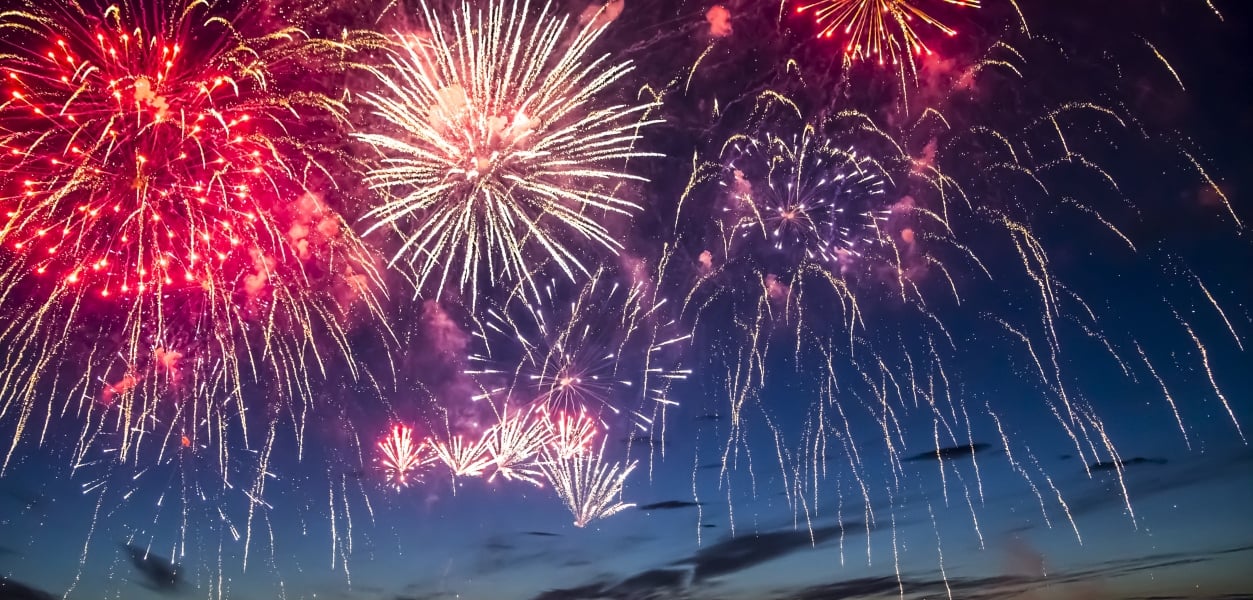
[{"left": 356, "top": 0, "right": 660, "bottom": 303}]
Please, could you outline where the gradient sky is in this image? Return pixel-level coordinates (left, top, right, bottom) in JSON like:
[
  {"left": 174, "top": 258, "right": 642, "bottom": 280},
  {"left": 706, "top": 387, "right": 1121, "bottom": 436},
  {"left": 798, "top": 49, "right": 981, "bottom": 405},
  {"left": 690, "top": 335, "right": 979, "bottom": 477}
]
[{"left": 1, "top": 0, "right": 1251, "bottom": 599}]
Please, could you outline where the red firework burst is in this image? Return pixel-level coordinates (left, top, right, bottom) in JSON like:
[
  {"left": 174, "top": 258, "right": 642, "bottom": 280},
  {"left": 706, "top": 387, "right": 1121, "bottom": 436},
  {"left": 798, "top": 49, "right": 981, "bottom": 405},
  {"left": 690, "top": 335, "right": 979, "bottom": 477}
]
[
  {"left": 0, "top": 1, "right": 349, "bottom": 298},
  {"left": 0, "top": 0, "right": 385, "bottom": 467},
  {"left": 377, "top": 424, "right": 433, "bottom": 489}
]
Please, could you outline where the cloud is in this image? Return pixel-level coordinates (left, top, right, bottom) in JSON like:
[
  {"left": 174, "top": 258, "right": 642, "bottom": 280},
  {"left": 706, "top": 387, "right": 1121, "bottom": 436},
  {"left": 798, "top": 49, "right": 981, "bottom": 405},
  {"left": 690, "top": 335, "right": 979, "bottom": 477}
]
[
  {"left": 697, "top": 250, "right": 714, "bottom": 274},
  {"left": 705, "top": 5, "right": 732, "bottom": 38},
  {"left": 1064, "top": 448, "right": 1251, "bottom": 519},
  {"left": 905, "top": 442, "right": 991, "bottom": 462},
  {"left": 530, "top": 542, "right": 1253, "bottom": 600},
  {"left": 678, "top": 523, "right": 849, "bottom": 582},
  {"left": 579, "top": 0, "right": 624, "bottom": 29},
  {"left": 421, "top": 300, "right": 469, "bottom": 357},
  {"left": 637, "top": 500, "right": 702, "bottom": 511},
  {"left": 531, "top": 582, "right": 613, "bottom": 600},
  {"left": 622, "top": 434, "right": 653, "bottom": 445},
  {"left": 243, "top": 247, "right": 275, "bottom": 298},
  {"left": 414, "top": 300, "right": 481, "bottom": 408},
  {"left": 1090, "top": 457, "right": 1168, "bottom": 471},
  {"left": 131, "top": 77, "right": 168, "bottom": 119},
  {"left": 0, "top": 578, "right": 56, "bottom": 600},
  {"left": 528, "top": 522, "right": 864, "bottom": 599},
  {"left": 122, "top": 543, "right": 182, "bottom": 593}
]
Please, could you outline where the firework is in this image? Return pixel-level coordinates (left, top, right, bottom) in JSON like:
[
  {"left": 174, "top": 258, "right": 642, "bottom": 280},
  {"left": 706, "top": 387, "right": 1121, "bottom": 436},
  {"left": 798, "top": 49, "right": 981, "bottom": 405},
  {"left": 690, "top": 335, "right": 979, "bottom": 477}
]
[
  {"left": 467, "top": 268, "right": 690, "bottom": 430},
  {"left": 431, "top": 431, "right": 493, "bottom": 478},
  {"left": 483, "top": 402, "right": 552, "bottom": 485},
  {"left": 795, "top": 0, "right": 979, "bottom": 65},
  {"left": 683, "top": 102, "right": 906, "bottom": 350},
  {"left": 0, "top": 0, "right": 387, "bottom": 570},
  {"left": 540, "top": 436, "right": 637, "bottom": 528},
  {"left": 720, "top": 126, "right": 890, "bottom": 267},
  {"left": 72, "top": 413, "right": 276, "bottom": 566},
  {"left": 676, "top": 24, "right": 1251, "bottom": 557},
  {"left": 545, "top": 409, "right": 599, "bottom": 459},
  {"left": 378, "top": 424, "right": 432, "bottom": 489},
  {"left": 354, "top": 0, "right": 660, "bottom": 303}
]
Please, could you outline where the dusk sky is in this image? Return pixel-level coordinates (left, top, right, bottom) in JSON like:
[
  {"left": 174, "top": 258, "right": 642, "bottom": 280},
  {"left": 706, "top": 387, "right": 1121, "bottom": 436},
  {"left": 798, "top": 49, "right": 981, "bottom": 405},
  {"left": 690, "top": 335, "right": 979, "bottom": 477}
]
[{"left": 1, "top": 0, "right": 1251, "bottom": 599}]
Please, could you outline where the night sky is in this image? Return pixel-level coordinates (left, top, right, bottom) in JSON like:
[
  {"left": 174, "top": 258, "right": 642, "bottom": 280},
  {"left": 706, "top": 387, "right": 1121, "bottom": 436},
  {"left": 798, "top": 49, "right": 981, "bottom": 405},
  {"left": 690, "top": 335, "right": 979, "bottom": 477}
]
[{"left": 1, "top": 1, "right": 1251, "bottom": 599}]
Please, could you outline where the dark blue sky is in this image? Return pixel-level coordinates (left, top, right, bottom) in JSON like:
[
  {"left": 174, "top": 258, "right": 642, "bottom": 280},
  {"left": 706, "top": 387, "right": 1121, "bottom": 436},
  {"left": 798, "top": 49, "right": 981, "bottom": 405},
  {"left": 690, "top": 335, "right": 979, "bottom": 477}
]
[{"left": 2, "top": 0, "right": 1252, "bottom": 599}]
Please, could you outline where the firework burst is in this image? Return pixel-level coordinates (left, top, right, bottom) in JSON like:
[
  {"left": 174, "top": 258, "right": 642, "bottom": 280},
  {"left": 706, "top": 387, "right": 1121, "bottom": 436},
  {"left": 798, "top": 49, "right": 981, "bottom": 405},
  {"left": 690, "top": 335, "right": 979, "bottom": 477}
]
[
  {"left": 545, "top": 409, "right": 599, "bottom": 459},
  {"left": 431, "top": 431, "right": 493, "bottom": 478},
  {"left": 354, "top": 0, "right": 661, "bottom": 303},
  {"left": 0, "top": 0, "right": 386, "bottom": 479},
  {"left": 796, "top": 0, "right": 979, "bottom": 65},
  {"left": 721, "top": 125, "right": 890, "bottom": 267},
  {"left": 482, "top": 402, "right": 552, "bottom": 485},
  {"left": 378, "top": 424, "right": 432, "bottom": 489},
  {"left": 540, "top": 436, "right": 637, "bottom": 528}
]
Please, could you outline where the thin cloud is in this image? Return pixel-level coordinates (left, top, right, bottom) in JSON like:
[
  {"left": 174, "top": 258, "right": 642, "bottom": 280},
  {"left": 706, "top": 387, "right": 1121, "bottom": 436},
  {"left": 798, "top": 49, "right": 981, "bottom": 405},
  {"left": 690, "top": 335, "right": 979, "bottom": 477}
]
[
  {"left": 0, "top": 578, "right": 56, "bottom": 600},
  {"left": 905, "top": 442, "right": 991, "bottom": 462},
  {"left": 122, "top": 544, "right": 181, "bottom": 593},
  {"left": 638, "top": 500, "right": 702, "bottom": 511}
]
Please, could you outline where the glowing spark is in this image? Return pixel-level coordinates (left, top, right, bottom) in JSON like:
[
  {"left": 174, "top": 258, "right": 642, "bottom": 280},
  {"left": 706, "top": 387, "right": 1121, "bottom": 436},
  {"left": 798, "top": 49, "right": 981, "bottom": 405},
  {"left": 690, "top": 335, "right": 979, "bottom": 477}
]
[
  {"left": 721, "top": 127, "right": 889, "bottom": 266},
  {"left": 0, "top": 0, "right": 387, "bottom": 475},
  {"left": 1140, "top": 37, "right": 1185, "bottom": 90}
]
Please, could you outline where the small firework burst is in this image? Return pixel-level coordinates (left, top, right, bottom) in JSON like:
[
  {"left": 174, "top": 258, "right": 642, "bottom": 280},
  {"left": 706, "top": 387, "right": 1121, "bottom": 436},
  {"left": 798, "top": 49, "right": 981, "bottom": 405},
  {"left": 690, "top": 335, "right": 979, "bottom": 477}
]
[
  {"left": 378, "top": 424, "right": 432, "bottom": 489},
  {"left": 540, "top": 437, "right": 637, "bottom": 528},
  {"left": 721, "top": 126, "right": 890, "bottom": 267}
]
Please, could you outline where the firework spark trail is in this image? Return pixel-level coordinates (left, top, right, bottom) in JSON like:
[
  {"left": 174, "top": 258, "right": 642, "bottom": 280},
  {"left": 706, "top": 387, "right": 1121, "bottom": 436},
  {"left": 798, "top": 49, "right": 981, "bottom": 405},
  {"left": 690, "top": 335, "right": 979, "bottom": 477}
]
[
  {"left": 927, "top": 503, "right": 954, "bottom": 600},
  {"left": 1139, "top": 37, "right": 1185, "bottom": 90},
  {"left": 1177, "top": 147, "right": 1242, "bottom": 229},
  {"left": 1174, "top": 311, "right": 1245, "bottom": 442},
  {"left": 1182, "top": 266, "right": 1244, "bottom": 351},
  {"left": 355, "top": 0, "right": 661, "bottom": 304},
  {"left": 987, "top": 406, "right": 1052, "bottom": 528},
  {"left": 679, "top": 46, "right": 1249, "bottom": 569},
  {"left": 370, "top": 402, "right": 645, "bottom": 530},
  {"left": 1134, "top": 342, "right": 1190, "bottom": 449},
  {"left": 0, "top": 3, "right": 392, "bottom": 580},
  {"left": 540, "top": 436, "right": 638, "bottom": 528},
  {"left": 1202, "top": 0, "right": 1224, "bottom": 21}
]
